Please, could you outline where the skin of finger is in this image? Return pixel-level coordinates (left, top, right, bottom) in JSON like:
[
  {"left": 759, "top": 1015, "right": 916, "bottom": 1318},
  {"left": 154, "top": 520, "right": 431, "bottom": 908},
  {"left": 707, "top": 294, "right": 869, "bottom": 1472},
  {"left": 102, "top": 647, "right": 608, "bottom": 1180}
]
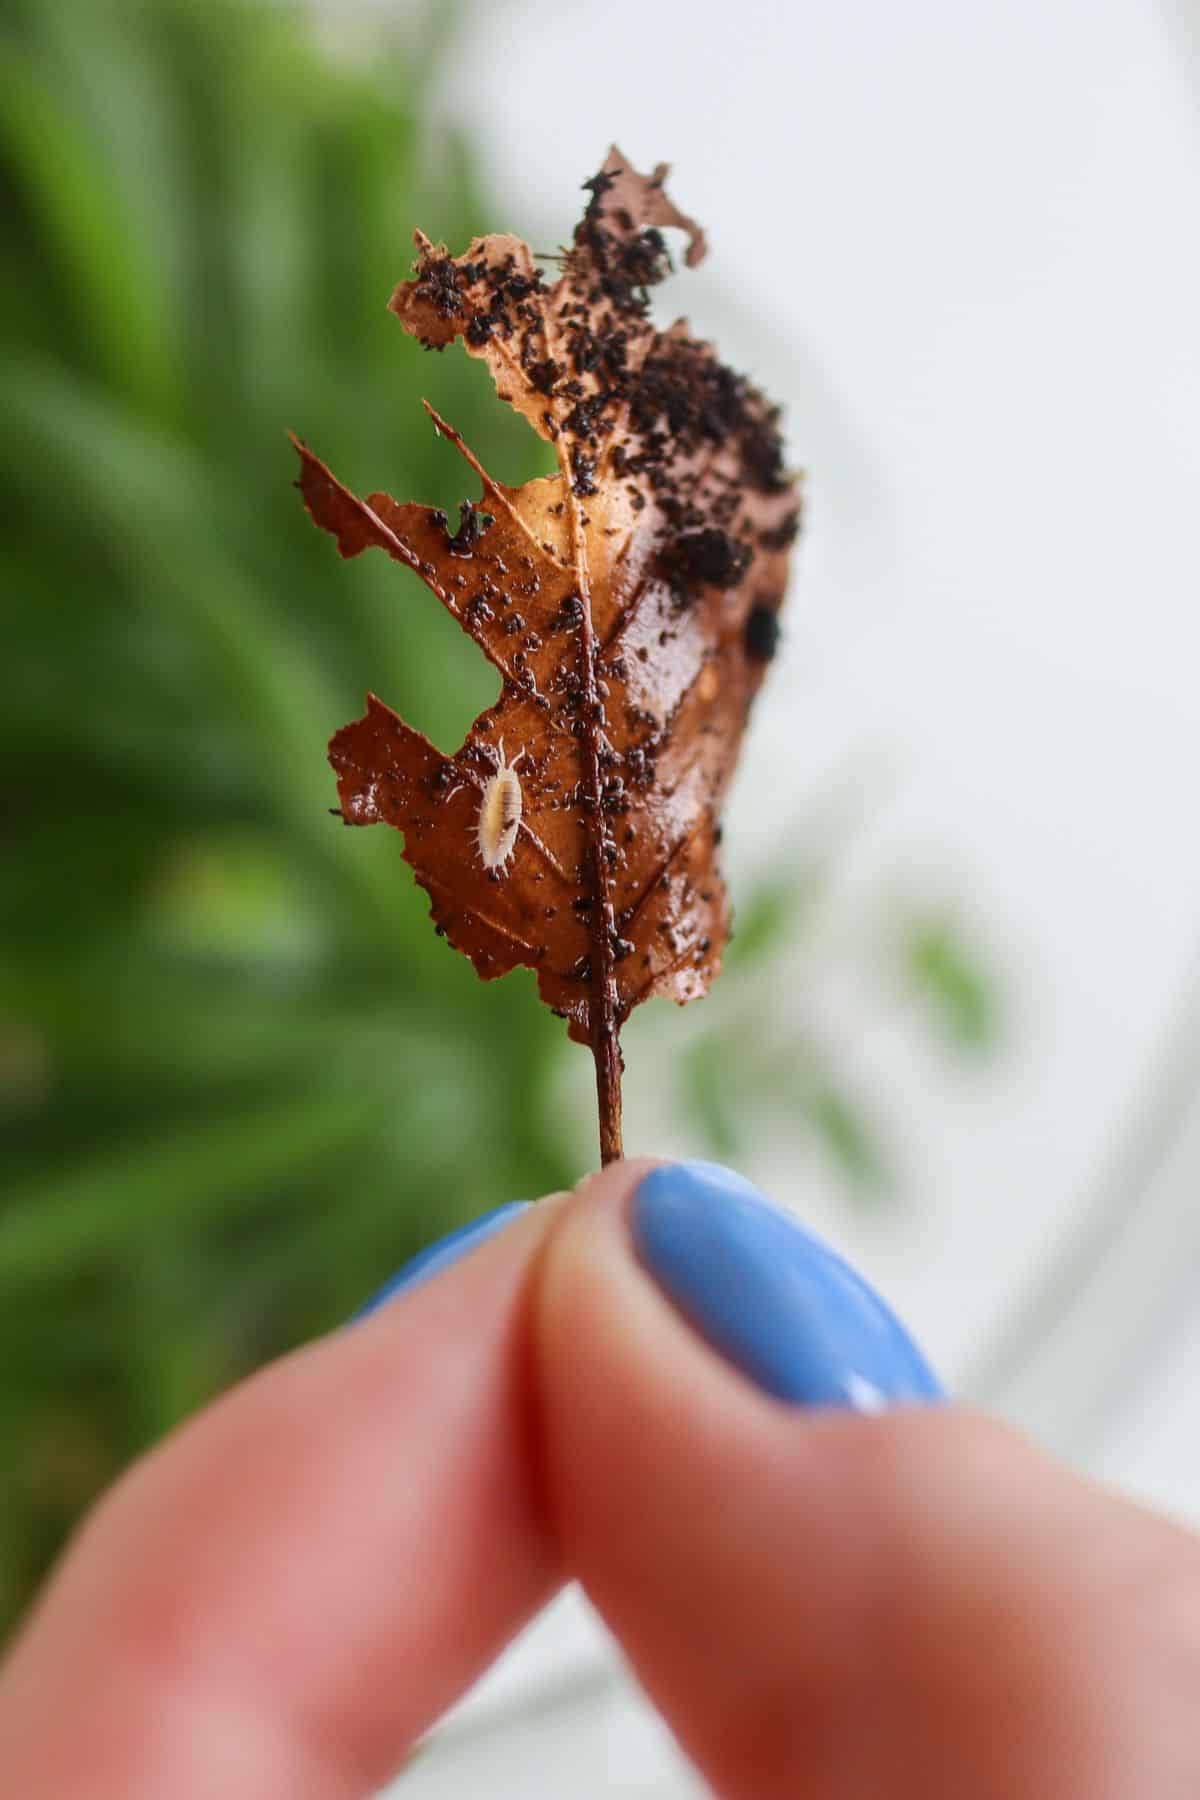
[
  {"left": 535, "top": 1162, "right": 1200, "bottom": 1799},
  {"left": 0, "top": 1196, "right": 566, "bottom": 1800}
]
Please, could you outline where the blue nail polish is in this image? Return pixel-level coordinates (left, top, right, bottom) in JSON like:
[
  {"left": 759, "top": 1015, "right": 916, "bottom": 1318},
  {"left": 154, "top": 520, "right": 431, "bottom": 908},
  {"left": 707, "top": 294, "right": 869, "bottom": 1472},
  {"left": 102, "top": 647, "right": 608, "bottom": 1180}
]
[
  {"left": 353, "top": 1202, "right": 531, "bottom": 1320},
  {"left": 634, "top": 1162, "right": 942, "bottom": 1408}
]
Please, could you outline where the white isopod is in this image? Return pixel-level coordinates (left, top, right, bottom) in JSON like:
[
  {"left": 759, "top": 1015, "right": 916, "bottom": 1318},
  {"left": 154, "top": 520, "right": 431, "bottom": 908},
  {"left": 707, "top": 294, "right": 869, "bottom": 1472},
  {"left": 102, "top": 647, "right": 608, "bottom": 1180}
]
[{"left": 475, "top": 742, "right": 525, "bottom": 874}]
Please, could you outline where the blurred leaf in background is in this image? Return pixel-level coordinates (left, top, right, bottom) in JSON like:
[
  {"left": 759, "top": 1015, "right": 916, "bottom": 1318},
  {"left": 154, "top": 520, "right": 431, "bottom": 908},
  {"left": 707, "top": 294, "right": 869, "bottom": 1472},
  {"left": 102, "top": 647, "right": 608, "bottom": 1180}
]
[
  {"left": 673, "top": 814, "right": 999, "bottom": 1206},
  {"left": 0, "top": 0, "right": 997, "bottom": 1632},
  {"left": 0, "top": 0, "right": 569, "bottom": 1630}
]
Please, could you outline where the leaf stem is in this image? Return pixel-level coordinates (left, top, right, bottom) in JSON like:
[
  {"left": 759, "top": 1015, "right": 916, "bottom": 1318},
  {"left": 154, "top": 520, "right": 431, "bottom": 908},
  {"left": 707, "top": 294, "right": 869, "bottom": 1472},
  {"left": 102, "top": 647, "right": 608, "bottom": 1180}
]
[{"left": 564, "top": 467, "right": 624, "bottom": 1164}]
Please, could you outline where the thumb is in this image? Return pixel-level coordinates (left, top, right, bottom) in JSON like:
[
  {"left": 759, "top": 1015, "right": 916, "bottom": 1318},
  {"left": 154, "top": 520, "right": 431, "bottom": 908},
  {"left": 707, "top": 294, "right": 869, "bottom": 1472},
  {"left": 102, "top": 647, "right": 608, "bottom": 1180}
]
[{"left": 535, "top": 1160, "right": 1200, "bottom": 1799}]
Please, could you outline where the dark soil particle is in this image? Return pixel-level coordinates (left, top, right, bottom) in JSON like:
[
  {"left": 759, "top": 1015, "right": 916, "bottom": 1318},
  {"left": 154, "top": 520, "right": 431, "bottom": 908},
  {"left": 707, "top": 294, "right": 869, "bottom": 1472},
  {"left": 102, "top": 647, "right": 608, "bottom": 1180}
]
[
  {"left": 526, "top": 357, "right": 560, "bottom": 395},
  {"left": 740, "top": 409, "right": 791, "bottom": 493},
  {"left": 571, "top": 448, "right": 598, "bottom": 497},
  {"left": 442, "top": 501, "right": 495, "bottom": 557},
  {"left": 745, "top": 603, "right": 782, "bottom": 661},
  {"left": 759, "top": 507, "right": 802, "bottom": 551},
  {"left": 662, "top": 527, "right": 751, "bottom": 591},
  {"left": 413, "top": 251, "right": 465, "bottom": 318}
]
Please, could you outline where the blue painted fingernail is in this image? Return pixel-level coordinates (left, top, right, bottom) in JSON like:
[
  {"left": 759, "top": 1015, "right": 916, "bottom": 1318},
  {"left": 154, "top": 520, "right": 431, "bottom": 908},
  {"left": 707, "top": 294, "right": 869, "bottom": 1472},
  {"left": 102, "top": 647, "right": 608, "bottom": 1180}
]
[
  {"left": 353, "top": 1202, "right": 531, "bottom": 1320},
  {"left": 634, "top": 1162, "right": 942, "bottom": 1408}
]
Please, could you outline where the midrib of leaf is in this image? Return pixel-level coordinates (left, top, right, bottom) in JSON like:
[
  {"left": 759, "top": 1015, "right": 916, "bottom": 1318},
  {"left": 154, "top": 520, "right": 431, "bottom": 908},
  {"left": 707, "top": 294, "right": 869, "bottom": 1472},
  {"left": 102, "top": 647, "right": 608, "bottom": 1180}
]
[{"left": 563, "top": 461, "right": 624, "bottom": 1164}]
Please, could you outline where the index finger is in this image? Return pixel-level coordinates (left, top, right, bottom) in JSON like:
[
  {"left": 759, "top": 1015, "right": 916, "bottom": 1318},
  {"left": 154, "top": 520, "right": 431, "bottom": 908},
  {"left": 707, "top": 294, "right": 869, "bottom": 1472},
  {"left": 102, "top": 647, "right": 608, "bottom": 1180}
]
[{"left": 0, "top": 1196, "right": 562, "bottom": 1800}]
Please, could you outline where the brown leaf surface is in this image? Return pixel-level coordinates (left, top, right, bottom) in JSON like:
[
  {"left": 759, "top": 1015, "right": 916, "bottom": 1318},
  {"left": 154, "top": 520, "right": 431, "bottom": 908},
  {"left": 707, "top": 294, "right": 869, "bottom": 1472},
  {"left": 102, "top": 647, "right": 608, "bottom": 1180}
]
[{"left": 294, "top": 147, "right": 800, "bottom": 1162}]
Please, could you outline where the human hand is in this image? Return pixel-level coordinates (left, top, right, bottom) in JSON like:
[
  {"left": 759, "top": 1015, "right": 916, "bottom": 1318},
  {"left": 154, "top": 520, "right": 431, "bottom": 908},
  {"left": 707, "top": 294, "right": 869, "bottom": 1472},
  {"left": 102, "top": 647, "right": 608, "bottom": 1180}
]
[{"left": 3, "top": 1159, "right": 1199, "bottom": 1797}]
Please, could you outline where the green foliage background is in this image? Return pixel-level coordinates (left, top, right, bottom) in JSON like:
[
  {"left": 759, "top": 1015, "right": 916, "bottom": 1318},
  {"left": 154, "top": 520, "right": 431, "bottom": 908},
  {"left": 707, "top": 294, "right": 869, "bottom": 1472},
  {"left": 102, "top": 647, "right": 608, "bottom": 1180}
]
[{"left": 0, "top": 0, "right": 993, "bottom": 1633}]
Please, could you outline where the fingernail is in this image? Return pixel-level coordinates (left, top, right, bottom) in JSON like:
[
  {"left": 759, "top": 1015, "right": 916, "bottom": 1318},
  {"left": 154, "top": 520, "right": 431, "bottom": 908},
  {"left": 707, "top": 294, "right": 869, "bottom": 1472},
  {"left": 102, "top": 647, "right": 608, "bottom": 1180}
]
[
  {"left": 353, "top": 1202, "right": 531, "bottom": 1320},
  {"left": 633, "top": 1162, "right": 942, "bottom": 1408}
]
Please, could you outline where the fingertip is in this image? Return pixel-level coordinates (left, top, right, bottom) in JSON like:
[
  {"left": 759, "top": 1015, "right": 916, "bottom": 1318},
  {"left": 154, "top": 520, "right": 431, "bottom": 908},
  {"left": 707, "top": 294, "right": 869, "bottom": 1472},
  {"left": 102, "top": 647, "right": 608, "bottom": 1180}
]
[
  {"left": 0, "top": 1187, "right": 567, "bottom": 1799},
  {"left": 352, "top": 1199, "right": 533, "bottom": 1318},
  {"left": 533, "top": 1158, "right": 957, "bottom": 1795},
  {"left": 632, "top": 1159, "right": 944, "bottom": 1408}
]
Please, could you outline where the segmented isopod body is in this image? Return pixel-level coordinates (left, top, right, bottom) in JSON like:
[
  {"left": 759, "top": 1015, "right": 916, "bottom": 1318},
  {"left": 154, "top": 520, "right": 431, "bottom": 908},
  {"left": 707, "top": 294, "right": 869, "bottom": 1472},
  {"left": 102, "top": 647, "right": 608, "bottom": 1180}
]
[{"left": 477, "top": 745, "right": 524, "bottom": 873}]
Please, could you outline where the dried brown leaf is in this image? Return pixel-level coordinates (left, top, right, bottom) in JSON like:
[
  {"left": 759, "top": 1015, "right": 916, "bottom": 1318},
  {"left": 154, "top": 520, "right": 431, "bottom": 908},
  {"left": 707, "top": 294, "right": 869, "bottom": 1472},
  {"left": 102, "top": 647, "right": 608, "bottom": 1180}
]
[{"left": 293, "top": 148, "right": 801, "bottom": 1162}]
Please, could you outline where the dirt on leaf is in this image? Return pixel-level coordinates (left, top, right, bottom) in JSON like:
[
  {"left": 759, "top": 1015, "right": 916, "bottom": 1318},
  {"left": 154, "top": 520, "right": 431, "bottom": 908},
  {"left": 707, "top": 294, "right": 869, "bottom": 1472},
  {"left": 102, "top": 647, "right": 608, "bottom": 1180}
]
[{"left": 293, "top": 147, "right": 801, "bottom": 1163}]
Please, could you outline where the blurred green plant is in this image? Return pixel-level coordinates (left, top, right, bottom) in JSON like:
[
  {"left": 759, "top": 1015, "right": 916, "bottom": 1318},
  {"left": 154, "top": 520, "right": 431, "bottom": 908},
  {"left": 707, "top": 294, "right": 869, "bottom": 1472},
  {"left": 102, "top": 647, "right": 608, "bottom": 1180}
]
[
  {"left": 0, "top": 0, "right": 567, "bottom": 1628},
  {"left": 0, "top": 0, "right": 996, "bottom": 1631}
]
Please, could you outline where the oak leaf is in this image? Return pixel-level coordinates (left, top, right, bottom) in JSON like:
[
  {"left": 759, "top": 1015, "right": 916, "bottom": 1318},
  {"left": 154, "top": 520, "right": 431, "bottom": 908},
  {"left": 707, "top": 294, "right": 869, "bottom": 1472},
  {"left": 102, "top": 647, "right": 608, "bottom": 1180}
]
[{"left": 293, "top": 149, "right": 800, "bottom": 1163}]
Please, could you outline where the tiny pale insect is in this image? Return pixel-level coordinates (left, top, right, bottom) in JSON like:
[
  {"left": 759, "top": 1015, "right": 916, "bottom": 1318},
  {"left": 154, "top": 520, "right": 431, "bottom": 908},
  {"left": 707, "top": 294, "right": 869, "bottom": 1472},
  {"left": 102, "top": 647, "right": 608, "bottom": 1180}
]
[{"left": 475, "top": 742, "right": 525, "bottom": 873}]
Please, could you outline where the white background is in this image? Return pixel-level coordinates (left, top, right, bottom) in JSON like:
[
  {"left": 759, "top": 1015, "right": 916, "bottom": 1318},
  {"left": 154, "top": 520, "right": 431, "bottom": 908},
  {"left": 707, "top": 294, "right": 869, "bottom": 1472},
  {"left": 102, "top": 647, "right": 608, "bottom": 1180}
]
[
  {"left": 428, "top": 0, "right": 1200, "bottom": 1409},
  {"left": 372, "top": 0, "right": 1200, "bottom": 1787}
]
